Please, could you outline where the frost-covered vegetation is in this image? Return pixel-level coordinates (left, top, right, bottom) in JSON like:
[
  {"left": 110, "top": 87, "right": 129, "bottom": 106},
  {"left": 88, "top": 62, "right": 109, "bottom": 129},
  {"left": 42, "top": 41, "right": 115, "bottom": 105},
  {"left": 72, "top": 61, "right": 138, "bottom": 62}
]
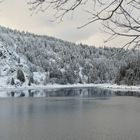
[
  {"left": 115, "top": 57, "right": 140, "bottom": 85},
  {"left": 0, "top": 26, "right": 139, "bottom": 86}
]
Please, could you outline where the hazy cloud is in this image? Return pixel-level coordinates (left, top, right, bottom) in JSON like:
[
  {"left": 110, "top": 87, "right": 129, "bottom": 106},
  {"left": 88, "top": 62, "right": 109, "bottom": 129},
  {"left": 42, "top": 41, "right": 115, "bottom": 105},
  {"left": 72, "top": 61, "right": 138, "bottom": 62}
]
[{"left": 0, "top": 0, "right": 120, "bottom": 47}]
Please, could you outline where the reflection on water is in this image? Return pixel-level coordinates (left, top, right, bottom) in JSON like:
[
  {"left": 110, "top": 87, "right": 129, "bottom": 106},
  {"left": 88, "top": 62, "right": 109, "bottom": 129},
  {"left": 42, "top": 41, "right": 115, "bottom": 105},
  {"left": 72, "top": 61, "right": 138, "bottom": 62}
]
[
  {"left": 6, "top": 88, "right": 113, "bottom": 98},
  {"left": 115, "top": 91, "right": 140, "bottom": 97},
  {"left": 4, "top": 87, "right": 140, "bottom": 98}
]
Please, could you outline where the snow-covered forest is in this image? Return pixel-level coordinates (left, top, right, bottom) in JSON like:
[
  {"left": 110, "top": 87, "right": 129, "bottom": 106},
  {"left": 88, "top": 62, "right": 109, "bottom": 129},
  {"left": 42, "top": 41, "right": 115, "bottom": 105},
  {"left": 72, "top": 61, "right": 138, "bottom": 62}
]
[{"left": 0, "top": 26, "right": 139, "bottom": 86}]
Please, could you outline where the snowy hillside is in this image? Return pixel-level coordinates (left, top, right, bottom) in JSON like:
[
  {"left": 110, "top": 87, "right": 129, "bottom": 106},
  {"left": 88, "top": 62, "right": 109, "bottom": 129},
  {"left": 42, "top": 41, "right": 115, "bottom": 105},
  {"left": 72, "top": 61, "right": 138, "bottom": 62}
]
[
  {"left": 0, "top": 41, "right": 30, "bottom": 87},
  {"left": 0, "top": 26, "right": 139, "bottom": 87}
]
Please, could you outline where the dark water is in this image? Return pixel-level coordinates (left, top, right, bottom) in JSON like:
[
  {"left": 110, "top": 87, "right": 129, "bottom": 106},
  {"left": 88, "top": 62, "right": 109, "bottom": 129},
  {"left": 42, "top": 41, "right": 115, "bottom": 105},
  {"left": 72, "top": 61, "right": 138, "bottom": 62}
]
[{"left": 0, "top": 88, "right": 140, "bottom": 140}]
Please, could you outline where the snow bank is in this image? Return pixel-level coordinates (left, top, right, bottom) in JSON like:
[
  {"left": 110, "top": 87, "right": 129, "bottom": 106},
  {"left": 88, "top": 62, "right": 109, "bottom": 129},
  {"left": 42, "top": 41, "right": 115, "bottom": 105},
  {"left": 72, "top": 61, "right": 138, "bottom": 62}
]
[{"left": 0, "top": 83, "right": 140, "bottom": 92}]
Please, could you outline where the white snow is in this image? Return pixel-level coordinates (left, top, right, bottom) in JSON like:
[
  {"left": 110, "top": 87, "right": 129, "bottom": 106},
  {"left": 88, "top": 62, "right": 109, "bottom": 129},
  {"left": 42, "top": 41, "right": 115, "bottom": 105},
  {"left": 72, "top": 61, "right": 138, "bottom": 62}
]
[
  {"left": 33, "top": 72, "right": 46, "bottom": 85},
  {"left": 0, "top": 83, "right": 140, "bottom": 92}
]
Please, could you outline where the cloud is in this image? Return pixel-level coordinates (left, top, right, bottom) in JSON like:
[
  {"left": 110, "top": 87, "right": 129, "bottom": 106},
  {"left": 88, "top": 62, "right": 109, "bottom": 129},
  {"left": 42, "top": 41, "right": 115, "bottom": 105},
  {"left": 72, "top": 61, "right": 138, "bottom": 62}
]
[
  {"left": 77, "top": 32, "right": 131, "bottom": 48},
  {"left": 0, "top": 0, "right": 127, "bottom": 47}
]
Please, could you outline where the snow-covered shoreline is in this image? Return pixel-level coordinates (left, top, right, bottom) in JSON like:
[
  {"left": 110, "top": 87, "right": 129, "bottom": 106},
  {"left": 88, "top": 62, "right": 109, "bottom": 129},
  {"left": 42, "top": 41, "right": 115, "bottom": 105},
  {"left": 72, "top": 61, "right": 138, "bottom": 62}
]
[{"left": 0, "top": 83, "right": 140, "bottom": 92}]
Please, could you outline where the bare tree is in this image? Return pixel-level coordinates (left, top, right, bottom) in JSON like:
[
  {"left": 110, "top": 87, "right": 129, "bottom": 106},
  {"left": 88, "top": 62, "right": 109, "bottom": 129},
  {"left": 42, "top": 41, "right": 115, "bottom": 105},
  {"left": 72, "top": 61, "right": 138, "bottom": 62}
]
[{"left": 28, "top": 0, "right": 140, "bottom": 49}]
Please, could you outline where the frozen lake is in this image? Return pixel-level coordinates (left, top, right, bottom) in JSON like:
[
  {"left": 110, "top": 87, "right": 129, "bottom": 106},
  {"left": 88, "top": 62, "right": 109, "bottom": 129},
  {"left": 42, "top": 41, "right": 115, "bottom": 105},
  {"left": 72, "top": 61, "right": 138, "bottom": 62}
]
[{"left": 0, "top": 88, "right": 140, "bottom": 140}]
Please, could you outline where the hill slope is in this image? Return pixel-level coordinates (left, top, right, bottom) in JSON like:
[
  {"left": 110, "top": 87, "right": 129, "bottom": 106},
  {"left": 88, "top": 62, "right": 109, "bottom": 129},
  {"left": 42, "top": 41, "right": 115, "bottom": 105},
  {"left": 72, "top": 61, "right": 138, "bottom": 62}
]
[{"left": 0, "top": 26, "right": 138, "bottom": 87}]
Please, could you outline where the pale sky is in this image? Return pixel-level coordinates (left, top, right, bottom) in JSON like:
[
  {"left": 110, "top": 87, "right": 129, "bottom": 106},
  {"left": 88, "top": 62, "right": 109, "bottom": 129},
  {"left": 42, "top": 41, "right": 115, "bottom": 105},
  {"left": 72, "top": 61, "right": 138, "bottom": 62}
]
[{"left": 0, "top": 0, "right": 127, "bottom": 47}]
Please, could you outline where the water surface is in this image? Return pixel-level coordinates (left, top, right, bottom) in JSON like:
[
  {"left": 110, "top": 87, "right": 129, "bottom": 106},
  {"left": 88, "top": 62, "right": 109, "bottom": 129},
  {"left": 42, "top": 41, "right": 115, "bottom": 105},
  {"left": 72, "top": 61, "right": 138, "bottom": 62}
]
[{"left": 0, "top": 88, "right": 140, "bottom": 140}]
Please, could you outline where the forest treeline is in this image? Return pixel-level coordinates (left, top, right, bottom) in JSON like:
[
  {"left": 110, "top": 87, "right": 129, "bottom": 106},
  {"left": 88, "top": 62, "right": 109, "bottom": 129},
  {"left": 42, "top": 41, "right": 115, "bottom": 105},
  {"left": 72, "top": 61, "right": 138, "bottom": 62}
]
[{"left": 0, "top": 26, "right": 139, "bottom": 85}]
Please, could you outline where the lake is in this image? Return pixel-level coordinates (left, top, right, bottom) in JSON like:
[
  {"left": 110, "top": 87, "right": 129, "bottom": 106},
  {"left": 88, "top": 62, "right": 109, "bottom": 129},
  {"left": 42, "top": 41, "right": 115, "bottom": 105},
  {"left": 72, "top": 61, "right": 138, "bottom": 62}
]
[{"left": 0, "top": 87, "right": 140, "bottom": 140}]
